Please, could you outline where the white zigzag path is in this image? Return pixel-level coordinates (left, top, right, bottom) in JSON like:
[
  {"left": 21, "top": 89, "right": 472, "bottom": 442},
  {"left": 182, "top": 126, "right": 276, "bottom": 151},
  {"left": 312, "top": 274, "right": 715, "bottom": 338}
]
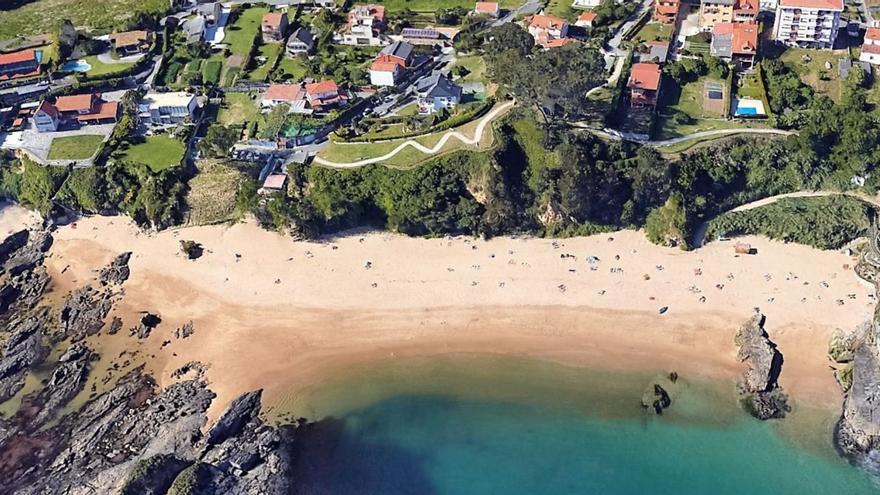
[{"left": 314, "top": 100, "right": 516, "bottom": 169}]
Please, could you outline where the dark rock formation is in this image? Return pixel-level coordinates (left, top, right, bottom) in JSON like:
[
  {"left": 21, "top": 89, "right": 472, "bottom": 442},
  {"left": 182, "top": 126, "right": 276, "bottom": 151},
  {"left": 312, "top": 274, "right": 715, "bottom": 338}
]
[
  {"left": 130, "top": 313, "right": 161, "bottom": 339},
  {"left": 0, "top": 230, "right": 30, "bottom": 265},
  {"left": 837, "top": 306, "right": 880, "bottom": 467},
  {"left": 57, "top": 286, "right": 114, "bottom": 342},
  {"left": 734, "top": 314, "right": 789, "bottom": 420},
  {"left": 175, "top": 321, "right": 194, "bottom": 339},
  {"left": 121, "top": 454, "right": 190, "bottom": 495},
  {"left": 98, "top": 252, "right": 132, "bottom": 286},
  {"left": 641, "top": 383, "right": 672, "bottom": 414},
  {"left": 207, "top": 390, "right": 262, "bottom": 446},
  {"left": 1, "top": 230, "right": 52, "bottom": 277},
  {"left": 0, "top": 311, "right": 48, "bottom": 402},
  {"left": 20, "top": 343, "right": 97, "bottom": 427}
]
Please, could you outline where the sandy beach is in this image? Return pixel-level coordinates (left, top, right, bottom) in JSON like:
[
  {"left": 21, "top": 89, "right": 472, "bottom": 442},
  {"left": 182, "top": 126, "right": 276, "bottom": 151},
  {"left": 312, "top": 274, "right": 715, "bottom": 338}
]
[{"left": 5, "top": 207, "right": 872, "bottom": 420}]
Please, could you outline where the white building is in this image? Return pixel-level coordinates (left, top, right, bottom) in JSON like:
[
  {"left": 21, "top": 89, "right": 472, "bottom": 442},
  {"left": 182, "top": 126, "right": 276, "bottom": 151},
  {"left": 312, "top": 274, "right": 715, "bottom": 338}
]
[
  {"left": 139, "top": 92, "right": 199, "bottom": 125},
  {"left": 772, "top": 0, "right": 843, "bottom": 49},
  {"left": 571, "top": 0, "right": 602, "bottom": 8},
  {"left": 759, "top": 0, "right": 778, "bottom": 10},
  {"left": 861, "top": 27, "right": 880, "bottom": 65}
]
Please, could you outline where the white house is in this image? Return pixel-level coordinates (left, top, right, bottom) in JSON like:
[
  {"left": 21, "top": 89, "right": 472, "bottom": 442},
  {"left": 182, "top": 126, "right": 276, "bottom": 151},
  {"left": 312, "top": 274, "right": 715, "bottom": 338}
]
[
  {"left": 139, "top": 92, "right": 198, "bottom": 125},
  {"left": 368, "top": 41, "right": 414, "bottom": 87},
  {"left": 772, "top": 0, "right": 843, "bottom": 49},
  {"left": 415, "top": 73, "right": 462, "bottom": 114},
  {"left": 861, "top": 27, "right": 880, "bottom": 65},
  {"left": 572, "top": 0, "right": 603, "bottom": 8},
  {"left": 260, "top": 84, "right": 310, "bottom": 114}
]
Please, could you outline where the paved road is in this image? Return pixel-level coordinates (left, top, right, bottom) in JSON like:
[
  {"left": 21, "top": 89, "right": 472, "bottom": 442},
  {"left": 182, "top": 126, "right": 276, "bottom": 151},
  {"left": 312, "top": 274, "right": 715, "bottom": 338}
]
[
  {"left": 494, "top": 0, "right": 543, "bottom": 26},
  {"left": 314, "top": 100, "right": 515, "bottom": 168},
  {"left": 578, "top": 125, "right": 796, "bottom": 146}
]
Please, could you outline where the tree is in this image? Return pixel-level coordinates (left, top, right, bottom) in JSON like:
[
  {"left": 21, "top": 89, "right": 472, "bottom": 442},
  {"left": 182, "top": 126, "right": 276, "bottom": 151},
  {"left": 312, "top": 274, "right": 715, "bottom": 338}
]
[
  {"left": 645, "top": 195, "right": 689, "bottom": 249},
  {"left": 56, "top": 20, "right": 78, "bottom": 60},
  {"left": 199, "top": 125, "right": 237, "bottom": 158},
  {"left": 260, "top": 104, "right": 291, "bottom": 139}
]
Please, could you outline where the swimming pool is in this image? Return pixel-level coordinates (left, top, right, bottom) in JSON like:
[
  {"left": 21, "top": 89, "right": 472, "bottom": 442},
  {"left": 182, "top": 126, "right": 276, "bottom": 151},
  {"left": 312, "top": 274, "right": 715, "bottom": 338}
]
[
  {"left": 733, "top": 97, "right": 766, "bottom": 117},
  {"left": 60, "top": 59, "right": 91, "bottom": 73}
]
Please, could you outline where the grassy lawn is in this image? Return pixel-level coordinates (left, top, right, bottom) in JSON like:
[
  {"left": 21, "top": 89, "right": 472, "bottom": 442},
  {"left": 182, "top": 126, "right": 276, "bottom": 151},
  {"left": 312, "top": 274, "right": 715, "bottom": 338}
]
[
  {"left": 47, "top": 135, "right": 104, "bottom": 160},
  {"left": 184, "top": 159, "right": 246, "bottom": 226},
  {"left": 655, "top": 116, "right": 765, "bottom": 140},
  {"left": 218, "top": 92, "right": 262, "bottom": 127},
  {"left": 451, "top": 55, "right": 487, "bottom": 83},
  {"left": 82, "top": 55, "right": 136, "bottom": 77},
  {"left": 118, "top": 135, "right": 186, "bottom": 172},
  {"left": 545, "top": 0, "right": 577, "bottom": 20},
  {"left": 632, "top": 22, "right": 674, "bottom": 44},
  {"left": 778, "top": 48, "right": 848, "bottom": 102},
  {"left": 662, "top": 77, "right": 726, "bottom": 119},
  {"left": 736, "top": 73, "right": 764, "bottom": 98},
  {"left": 247, "top": 42, "right": 282, "bottom": 81},
  {"left": 0, "top": 0, "right": 168, "bottom": 39},
  {"left": 224, "top": 7, "right": 269, "bottom": 56},
  {"left": 276, "top": 56, "right": 309, "bottom": 80}
]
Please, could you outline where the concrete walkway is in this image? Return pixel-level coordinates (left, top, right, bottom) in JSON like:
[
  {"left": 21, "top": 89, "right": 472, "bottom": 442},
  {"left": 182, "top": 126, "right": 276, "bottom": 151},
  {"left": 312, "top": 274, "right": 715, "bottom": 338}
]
[
  {"left": 578, "top": 125, "right": 796, "bottom": 146},
  {"left": 314, "top": 100, "right": 515, "bottom": 169}
]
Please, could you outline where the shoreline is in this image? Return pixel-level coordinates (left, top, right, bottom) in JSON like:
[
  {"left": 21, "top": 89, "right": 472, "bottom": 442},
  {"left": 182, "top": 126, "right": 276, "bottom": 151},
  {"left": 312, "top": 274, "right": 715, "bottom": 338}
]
[{"left": 24, "top": 212, "right": 871, "bottom": 423}]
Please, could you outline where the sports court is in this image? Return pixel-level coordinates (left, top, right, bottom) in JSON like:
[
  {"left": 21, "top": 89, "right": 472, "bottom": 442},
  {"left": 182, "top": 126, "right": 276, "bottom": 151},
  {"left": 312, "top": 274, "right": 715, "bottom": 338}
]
[{"left": 703, "top": 80, "right": 726, "bottom": 114}]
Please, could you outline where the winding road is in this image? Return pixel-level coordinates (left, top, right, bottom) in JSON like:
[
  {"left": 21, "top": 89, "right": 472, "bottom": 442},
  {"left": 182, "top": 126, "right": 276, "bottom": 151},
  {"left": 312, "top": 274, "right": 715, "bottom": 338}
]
[{"left": 314, "top": 100, "right": 515, "bottom": 169}]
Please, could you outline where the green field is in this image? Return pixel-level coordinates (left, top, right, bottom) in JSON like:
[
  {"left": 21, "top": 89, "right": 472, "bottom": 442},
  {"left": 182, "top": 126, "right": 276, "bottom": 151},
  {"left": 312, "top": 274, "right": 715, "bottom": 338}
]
[
  {"left": 47, "top": 135, "right": 104, "bottom": 160},
  {"left": 247, "top": 42, "right": 282, "bottom": 81},
  {"left": 276, "top": 56, "right": 309, "bottom": 80},
  {"left": 218, "top": 92, "right": 262, "bottom": 127},
  {"left": 778, "top": 48, "right": 848, "bottom": 102},
  {"left": 632, "top": 22, "right": 673, "bottom": 44},
  {"left": 82, "top": 55, "right": 136, "bottom": 77},
  {"left": 119, "top": 135, "right": 186, "bottom": 172},
  {"left": 224, "top": 7, "right": 270, "bottom": 56},
  {"left": 0, "top": 0, "right": 169, "bottom": 39},
  {"left": 451, "top": 55, "right": 487, "bottom": 83}
]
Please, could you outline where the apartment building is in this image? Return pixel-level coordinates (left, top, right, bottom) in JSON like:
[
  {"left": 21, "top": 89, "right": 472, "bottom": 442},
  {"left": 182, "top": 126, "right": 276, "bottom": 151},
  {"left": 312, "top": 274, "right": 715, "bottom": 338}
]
[{"left": 772, "top": 0, "right": 843, "bottom": 49}]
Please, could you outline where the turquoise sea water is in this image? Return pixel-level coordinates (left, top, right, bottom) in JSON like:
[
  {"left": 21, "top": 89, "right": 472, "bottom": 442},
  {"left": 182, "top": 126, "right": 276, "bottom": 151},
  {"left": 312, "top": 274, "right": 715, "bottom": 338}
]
[{"left": 279, "top": 355, "right": 879, "bottom": 495}]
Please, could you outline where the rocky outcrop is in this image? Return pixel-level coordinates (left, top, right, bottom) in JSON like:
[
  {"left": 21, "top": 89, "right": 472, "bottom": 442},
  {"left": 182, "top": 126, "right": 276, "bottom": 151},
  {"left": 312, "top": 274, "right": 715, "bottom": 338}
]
[
  {"left": 0, "top": 311, "right": 48, "bottom": 402},
  {"left": 1, "top": 230, "right": 52, "bottom": 277},
  {"left": 20, "top": 343, "right": 97, "bottom": 427},
  {"left": 837, "top": 306, "right": 880, "bottom": 469},
  {"left": 207, "top": 389, "right": 262, "bottom": 446},
  {"left": 57, "top": 286, "right": 114, "bottom": 342},
  {"left": 98, "top": 252, "right": 132, "bottom": 286},
  {"left": 734, "top": 314, "right": 789, "bottom": 420},
  {"left": 130, "top": 313, "right": 161, "bottom": 339},
  {"left": 641, "top": 383, "right": 671, "bottom": 414}
]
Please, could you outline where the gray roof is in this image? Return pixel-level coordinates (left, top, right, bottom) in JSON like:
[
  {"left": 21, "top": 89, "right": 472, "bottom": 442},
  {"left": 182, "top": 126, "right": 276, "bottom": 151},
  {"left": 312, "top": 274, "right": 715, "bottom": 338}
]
[
  {"left": 416, "top": 72, "right": 462, "bottom": 99},
  {"left": 184, "top": 17, "right": 206, "bottom": 38},
  {"left": 839, "top": 58, "right": 873, "bottom": 78},
  {"left": 289, "top": 27, "right": 315, "bottom": 47},
  {"left": 380, "top": 41, "right": 414, "bottom": 61},
  {"left": 710, "top": 33, "right": 733, "bottom": 59}
]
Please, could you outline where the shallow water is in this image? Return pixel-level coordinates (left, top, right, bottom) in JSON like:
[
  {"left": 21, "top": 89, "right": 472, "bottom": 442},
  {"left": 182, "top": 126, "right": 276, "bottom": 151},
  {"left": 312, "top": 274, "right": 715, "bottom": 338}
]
[{"left": 275, "top": 355, "right": 878, "bottom": 495}]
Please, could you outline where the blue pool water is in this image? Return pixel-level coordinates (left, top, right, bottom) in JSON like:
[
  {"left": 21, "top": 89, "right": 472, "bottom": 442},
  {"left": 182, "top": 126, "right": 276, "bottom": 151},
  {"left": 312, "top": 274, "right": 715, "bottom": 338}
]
[
  {"left": 60, "top": 59, "right": 91, "bottom": 73},
  {"left": 280, "top": 355, "right": 880, "bottom": 495},
  {"left": 736, "top": 106, "right": 758, "bottom": 116}
]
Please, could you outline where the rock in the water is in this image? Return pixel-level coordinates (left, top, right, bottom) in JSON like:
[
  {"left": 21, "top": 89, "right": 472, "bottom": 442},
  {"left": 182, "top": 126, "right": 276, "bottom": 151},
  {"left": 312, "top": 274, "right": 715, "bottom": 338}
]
[
  {"left": 20, "top": 343, "right": 97, "bottom": 427},
  {"left": 734, "top": 314, "right": 787, "bottom": 419},
  {"left": 0, "top": 311, "right": 48, "bottom": 402}
]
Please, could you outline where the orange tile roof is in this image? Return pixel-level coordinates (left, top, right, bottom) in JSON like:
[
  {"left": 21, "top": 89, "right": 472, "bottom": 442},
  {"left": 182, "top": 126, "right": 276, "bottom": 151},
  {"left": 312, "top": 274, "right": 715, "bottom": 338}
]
[
  {"left": 714, "top": 22, "right": 758, "bottom": 54},
  {"left": 264, "top": 84, "right": 303, "bottom": 101},
  {"left": 262, "top": 12, "right": 286, "bottom": 29},
  {"left": 54, "top": 94, "right": 95, "bottom": 113},
  {"left": 370, "top": 59, "right": 403, "bottom": 72},
  {"left": 866, "top": 27, "right": 880, "bottom": 40},
  {"left": 779, "top": 0, "right": 843, "bottom": 9},
  {"left": 528, "top": 15, "right": 568, "bottom": 30},
  {"left": 0, "top": 49, "right": 37, "bottom": 66},
  {"left": 734, "top": 0, "right": 759, "bottom": 12},
  {"left": 863, "top": 43, "right": 880, "bottom": 54},
  {"left": 475, "top": 2, "right": 499, "bottom": 13},
  {"left": 77, "top": 101, "right": 118, "bottom": 122},
  {"left": 628, "top": 63, "right": 661, "bottom": 91},
  {"left": 543, "top": 38, "right": 578, "bottom": 48},
  {"left": 306, "top": 80, "right": 339, "bottom": 96},
  {"left": 578, "top": 12, "right": 598, "bottom": 23},
  {"left": 37, "top": 100, "right": 58, "bottom": 118}
]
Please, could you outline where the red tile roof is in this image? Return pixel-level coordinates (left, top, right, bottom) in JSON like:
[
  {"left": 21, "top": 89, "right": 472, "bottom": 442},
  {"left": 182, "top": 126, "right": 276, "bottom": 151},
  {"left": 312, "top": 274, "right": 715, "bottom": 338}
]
[
  {"left": 779, "top": 0, "right": 843, "bottom": 9},
  {"left": 54, "top": 94, "right": 95, "bottom": 113},
  {"left": 714, "top": 22, "right": 758, "bottom": 55},
  {"left": 475, "top": 2, "right": 499, "bottom": 13},
  {"left": 76, "top": 101, "right": 118, "bottom": 122},
  {"left": 306, "top": 80, "right": 339, "bottom": 96},
  {"left": 866, "top": 27, "right": 880, "bottom": 40},
  {"left": 370, "top": 59, "right": 403, "bottom": 72},
  {"left": 0, "top": 49, "right": 37, "bottom": 66},
  {"left": 264, "top": 84, "right": 303, "bottom": 101},
  {"left": 863, "top": 43, "right": 880, "bottom": 54},
  {"left": 628, "top": 63, "right": 661, "bottom": 91},
  {"left": 543, "top": 38, "right": 578, "bottom": 48},
  {"left": 262, "top": 12, "right": 286, "bottom": 29},
  {"left": 578, "top": 12, "right": 598, "bottom": 22},
  {"left": 37, "top": 100, "right": 58, "bottom": 118},
  {"left": 528, "top": 15, "right": 568, "bottom": 30}
]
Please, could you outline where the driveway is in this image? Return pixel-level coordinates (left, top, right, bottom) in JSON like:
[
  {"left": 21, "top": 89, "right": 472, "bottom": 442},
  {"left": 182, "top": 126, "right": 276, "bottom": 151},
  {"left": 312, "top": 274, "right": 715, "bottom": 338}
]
[{"left": 20, "top": 123, "right": 116, "bottom": 166}]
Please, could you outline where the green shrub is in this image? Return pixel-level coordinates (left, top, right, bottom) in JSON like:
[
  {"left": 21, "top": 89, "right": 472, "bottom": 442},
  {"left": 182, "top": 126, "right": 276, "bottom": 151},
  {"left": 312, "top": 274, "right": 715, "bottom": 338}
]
[{"left": 203, "top": 60, "right": 223, "bottom": 84}]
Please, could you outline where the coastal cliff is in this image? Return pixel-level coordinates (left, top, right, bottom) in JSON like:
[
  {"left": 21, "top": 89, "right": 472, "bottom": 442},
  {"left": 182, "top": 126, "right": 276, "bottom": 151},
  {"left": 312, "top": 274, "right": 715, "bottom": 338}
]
[{"left": 836, "top": 303, "right": 880, "bottom": 470}]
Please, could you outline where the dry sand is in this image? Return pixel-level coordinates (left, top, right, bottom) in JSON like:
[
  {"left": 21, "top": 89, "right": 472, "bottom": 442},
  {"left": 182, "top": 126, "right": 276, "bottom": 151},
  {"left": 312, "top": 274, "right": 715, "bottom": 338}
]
[{"left": 6, "top": 208, "right": 873, "bottom": 420}]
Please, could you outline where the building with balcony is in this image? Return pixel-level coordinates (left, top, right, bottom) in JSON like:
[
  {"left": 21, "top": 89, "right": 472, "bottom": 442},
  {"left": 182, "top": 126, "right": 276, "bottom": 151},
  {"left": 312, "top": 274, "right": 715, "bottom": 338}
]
[
  {"left": 711, "top": 22, "right": 759, "bottom": 71},
  {"left": 699, "top": 0, "right": 758, "bottom": 30},
  {"left": 861, "top": 27, "right": 880, "bottom": 65},
  {"left": 772, "top": 0, "right": 843, "bottom": 49},
  {"left": 342, "top": 4, "right": 387, "bottom": 46},
  {"left": 628, "top": 62, "right": 662, "bottom": 108},
  {"left": 654, "top": 0, "right": 681, "bottom": 24}
]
